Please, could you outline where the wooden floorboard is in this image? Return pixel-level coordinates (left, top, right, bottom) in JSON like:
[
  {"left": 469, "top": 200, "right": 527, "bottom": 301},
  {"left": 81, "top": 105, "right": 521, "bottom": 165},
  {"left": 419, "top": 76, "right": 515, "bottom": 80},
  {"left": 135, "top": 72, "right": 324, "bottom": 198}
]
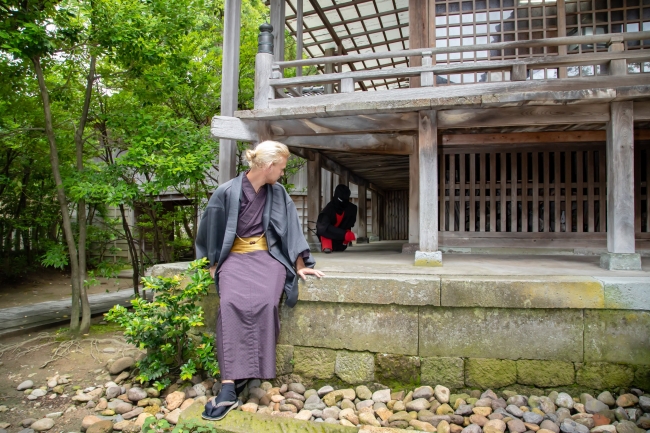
[{"left": 0, "top": 291, "right": 134, "bottom": 335}]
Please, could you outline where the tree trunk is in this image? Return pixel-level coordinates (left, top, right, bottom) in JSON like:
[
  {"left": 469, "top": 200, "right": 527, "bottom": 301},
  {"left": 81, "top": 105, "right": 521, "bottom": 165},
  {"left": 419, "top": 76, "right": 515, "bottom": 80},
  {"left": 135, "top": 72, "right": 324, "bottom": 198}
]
[
  {"left": 32, "top": 55, "right": 81, "bottom": 334},
  {"left": 75, "top": 55, "right": 96, "bottom": 335},
  {"left": 119, "top": 204, "right": 140, "bottom": 297}
]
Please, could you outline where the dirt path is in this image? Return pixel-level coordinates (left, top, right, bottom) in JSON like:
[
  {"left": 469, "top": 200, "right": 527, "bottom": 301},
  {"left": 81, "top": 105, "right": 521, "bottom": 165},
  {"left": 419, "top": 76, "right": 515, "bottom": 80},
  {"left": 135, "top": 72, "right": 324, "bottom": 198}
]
[{"left": 0, "top": 323, "right": 140, "bottom": 433}]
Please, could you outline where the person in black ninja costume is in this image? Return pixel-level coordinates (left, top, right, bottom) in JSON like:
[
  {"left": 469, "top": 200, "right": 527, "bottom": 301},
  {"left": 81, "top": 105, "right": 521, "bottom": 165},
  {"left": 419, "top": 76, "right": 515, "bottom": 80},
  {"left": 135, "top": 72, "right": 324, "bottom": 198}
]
[{"left": 316, "top": 184, "right": 358, "bottom": 253}]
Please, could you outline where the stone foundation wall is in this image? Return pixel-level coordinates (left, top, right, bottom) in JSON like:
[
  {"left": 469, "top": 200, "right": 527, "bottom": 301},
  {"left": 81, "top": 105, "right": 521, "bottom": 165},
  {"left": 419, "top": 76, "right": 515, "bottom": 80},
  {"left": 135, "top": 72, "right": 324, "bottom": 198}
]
[{"left": 150, "top": 263, "right": 650, "bottom": 392}]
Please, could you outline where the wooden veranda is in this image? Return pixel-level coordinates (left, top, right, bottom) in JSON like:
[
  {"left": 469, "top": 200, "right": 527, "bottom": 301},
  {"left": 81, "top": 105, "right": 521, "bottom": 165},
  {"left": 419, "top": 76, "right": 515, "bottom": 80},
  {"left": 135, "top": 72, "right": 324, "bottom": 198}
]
[{"left": 211, "top": 0, "right": 650, "bottom": 270}]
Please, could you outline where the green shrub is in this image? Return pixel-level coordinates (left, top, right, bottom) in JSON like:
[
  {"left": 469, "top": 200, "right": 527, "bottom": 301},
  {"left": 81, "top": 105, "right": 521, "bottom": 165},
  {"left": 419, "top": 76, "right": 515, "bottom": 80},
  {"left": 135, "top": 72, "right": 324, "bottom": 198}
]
[
  {"left": 143, "top": 418, "right": 220, "bottom": 433},
  {"left": 105, "top": 258, "right": 218, "bottom": 390}
]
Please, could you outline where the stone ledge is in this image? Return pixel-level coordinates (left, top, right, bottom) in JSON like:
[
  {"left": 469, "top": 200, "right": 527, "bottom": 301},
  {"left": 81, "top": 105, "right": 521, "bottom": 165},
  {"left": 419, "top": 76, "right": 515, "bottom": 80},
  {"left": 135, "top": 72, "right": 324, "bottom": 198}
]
[
  {"left": 440, "top": 276, "right": 604, "bottom": 309},
  {"left": 597, "top": 277, "right": 650, "bottom": 310},
  {"left": 179, "top": 401, "right": 357, "bottom": 433},
  {"left": 299, "top": 274, "right": 440, "bottom": 306}
]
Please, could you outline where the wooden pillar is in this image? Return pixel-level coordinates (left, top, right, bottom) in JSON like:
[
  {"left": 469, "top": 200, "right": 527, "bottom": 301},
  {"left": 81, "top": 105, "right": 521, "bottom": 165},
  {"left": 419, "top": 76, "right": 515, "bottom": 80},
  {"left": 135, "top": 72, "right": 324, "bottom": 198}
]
[
  {"left": 408, "top": 143, "right": 420, "bottom": 245},
  {"left": 270, "top": 0, "right": 285, "bottom": 64},
  {"left": 415, "top": 110, "right": 442, "bottom": 266},
  {"left": 322, "top": 168, "right": 332, "bottom": 207},
  {"left": 408, "top": 0, "right": 428, "bottom": 88},
  {"left": 608, "top": 36, "right": 627, "bottom": 77},
  {"left": 296, "top": 0, "right": 303, "bottom": 76},
  {"left": 371, "top": 190, "right": 380, "bottom": 240},
  {"left": 218, "top": 0, "right": 242, "bottom": 183},
  {"left": 357, "top": 183, "right": 369, "bottom": 243},
  {"left": 307, "top": 152, "right": 321, "bottom": 248},
  {"left": 339, "top": 170, "right": 349, "bottom": 187},
  {"left": 601, "top": 101, "right": 641, "bottom": 270},
  {"left": 557, "top": 0, "right": 567, "bottom": 79},
  {"left": 324, "top": 48, "right": 335, "bottom": 94}
]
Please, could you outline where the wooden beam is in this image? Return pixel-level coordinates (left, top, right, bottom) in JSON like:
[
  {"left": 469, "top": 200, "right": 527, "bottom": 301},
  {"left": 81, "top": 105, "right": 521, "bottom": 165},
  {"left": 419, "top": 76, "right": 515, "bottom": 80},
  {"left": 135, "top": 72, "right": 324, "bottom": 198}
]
[
  {"left": 268, "top": 113, "right": 418, "bottom": 135},
  {"left": 287, "top": 7, "right": 408, "bottom": 37},
  {"left": 303, "top": 23, "right": 408, "bottom": 49},
  {"left": 277, "top": 133, "right": 416, "bottom": 155},
  {"left": 438, "top": 105, "right": 610, "bottom": 128},
  {"left": 442, "top": 131, "right": 607, "bottom": 146},
  {"left": 211, "top": 116, "right": 259, "bottom": 142},
  {"left": 606, "top": 101, "right": 636, "bottom": 254}
]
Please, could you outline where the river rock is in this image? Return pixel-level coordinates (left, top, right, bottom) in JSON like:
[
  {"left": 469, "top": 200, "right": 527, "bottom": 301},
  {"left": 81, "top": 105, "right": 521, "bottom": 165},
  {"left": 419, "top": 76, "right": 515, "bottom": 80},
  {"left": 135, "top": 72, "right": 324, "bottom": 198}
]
[
  {"left": 359, "top": 411, "right": 381, "bottom": 427},
  {"left": 304, "top": 395, "right": 326, "bottom": 411},
  {"left": 31, "top": 389, "right": 46, "bottom": 398},
  {"left": 372, "top": 389, "right": 391, "bottom": 404},
  {"left": 524, "top": 412, "right": 544, "bottom": 425},
  {"left": 556, "top": 393, "right": 574, "bottom": 409},
  {"left": 317, "top": 386, "right": 334, "bottom": 397},
  {"left": 122, "top": 408, "right": 144, "bottom": 420},
  {"left": 411, "top": 419, "right": 437, "bottom": 432},
  {"left": 484, "top": 419, "right": 507, "bottom": 433},
  {"left": 109, "top": 358, "right": 135, "bottom": 375},
  {"left": 617, "top": 420, "right": 645, "bottom": 433},
  {"left": 586, "top": 400, "right": 609, "bottom": 415},
  {"left": 164, "top": 409, "right": 181, "bottom": 425},
  {"left": 31, "top": 419, "right": 55, "bottom": 432},
  {"left": 322, "top": 406, "right": 340, "bottom": 420},
  {"left": 616, "top": 395, "right": 638, "bottom": 408},
  {"left": 127, "top": 388, "right": 147, "bottom": 402},
  {"left": 508, "top": 419, "right": 527, "bottom": 433},
  {"left": 17, "top": 381, "right": 34, "bottom": 391},
  {"left": 591, "top": 426, "right": 617, "bottom": 433},
  {"left": 595, "top": 392, "right": 615, "bottom": 407},
  {"left": 540, "top": 420, "right": 560, "bottom": 433},
  {"left": 413, "top": 386, "right": 434, "bottom": 400},
  {"left": 507, "top": 405, "right": 525, "bottom": 418},
  {"left": 560, "top": 420, "right": 589, "bottom": 433},
  {"left": 165, "top": 391, "right": 185, "bottom": 411}
]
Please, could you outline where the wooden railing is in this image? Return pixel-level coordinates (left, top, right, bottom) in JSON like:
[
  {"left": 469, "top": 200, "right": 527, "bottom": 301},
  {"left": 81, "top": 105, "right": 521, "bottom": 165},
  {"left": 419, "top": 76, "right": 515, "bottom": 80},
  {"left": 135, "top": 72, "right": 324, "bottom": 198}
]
[{"left": 252, "top": 30, "right": 650, "bottom": 107}]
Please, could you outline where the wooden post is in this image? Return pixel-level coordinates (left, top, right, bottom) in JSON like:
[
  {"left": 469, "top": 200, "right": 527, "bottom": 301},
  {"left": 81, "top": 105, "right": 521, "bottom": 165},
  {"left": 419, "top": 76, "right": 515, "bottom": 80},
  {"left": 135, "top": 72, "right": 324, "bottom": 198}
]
[
  {"left": 296, "top": 0, "right": 303, "bottom": 77},
  {"left": 371, "top": 190, "right": 379, "bottom": 240},
  {"left": 408, "top": 142, "right": 420, "bottom": 246},
  {"left": 415, "top": 110, "right": 442, "bottom": 266},
  {"left": 270, "top": 0, "right": 285, "bottom": 65},
  {"left": 357, "top": 183, "right": 369, "bottom": 243},
  {"left": 340, "top": 77, "right": 354, "bottom": 93},
  {"left": 511, "top": 64, "right": 527, "bottom": 81},
  {"left": 608, "top": 36, "right": 627, "bottom": 77},
  {"left": 218, "top": 0, "right": 242, "bottom": 183},
  {"left": 339, "top": 170, "right": 349, "bottom": 187},
  {"left": 601, "top": 101, "right": 641, "bottom": 270},
  {"left": 322, "top": 168, "right": 332, "bottom": 206},
  {"left": 421, "top": 51, "right": 434, "bottom": 87},
  {"left": 557, "top": 0, "right": 567, "bottom": 79},
  {"left": 408, "top": 0, "right": 427, "bottom": 89},
  {"left": 324, "top": 48, "right": 335, "bottom": 94},
  {"left": 307, "top": 152, "right": 321, "bottom": 249},
  {"left": 254, "top": 23, "right": 274, "bottom": 110}
]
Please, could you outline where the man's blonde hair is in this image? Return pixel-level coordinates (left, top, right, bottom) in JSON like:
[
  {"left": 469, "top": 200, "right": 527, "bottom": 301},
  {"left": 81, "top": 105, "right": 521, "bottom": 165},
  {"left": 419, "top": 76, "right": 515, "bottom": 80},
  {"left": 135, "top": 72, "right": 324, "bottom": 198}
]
[{"left": 245, "top": 140, "right": 290, "bottom": 169}]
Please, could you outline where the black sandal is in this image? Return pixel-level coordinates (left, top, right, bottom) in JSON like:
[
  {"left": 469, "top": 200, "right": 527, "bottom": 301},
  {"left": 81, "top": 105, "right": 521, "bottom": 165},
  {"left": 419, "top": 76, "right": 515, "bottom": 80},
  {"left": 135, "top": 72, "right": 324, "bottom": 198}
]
[{"left": 202, "top": 383, "right": 239, "bottom": 421}]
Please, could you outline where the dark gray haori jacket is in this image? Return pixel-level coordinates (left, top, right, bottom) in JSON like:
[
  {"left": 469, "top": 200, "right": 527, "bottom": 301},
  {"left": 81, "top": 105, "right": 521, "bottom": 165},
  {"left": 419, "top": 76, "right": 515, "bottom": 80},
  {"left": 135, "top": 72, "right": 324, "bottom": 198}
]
[{"left": 195, "top": 173, "right": 315, "bottom": 307}]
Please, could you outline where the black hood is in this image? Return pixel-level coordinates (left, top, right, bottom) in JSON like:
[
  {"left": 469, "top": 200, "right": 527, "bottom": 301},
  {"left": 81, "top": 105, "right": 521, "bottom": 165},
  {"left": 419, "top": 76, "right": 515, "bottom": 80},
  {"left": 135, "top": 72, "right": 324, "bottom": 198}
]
[{"left": 333, "top": 184, "right": 351, "bottom": 212}]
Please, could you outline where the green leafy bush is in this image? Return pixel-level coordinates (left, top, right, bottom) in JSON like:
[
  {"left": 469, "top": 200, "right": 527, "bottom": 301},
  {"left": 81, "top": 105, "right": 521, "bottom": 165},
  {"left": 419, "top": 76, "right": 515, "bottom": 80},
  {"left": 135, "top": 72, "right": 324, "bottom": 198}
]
[
  {"left": 143, "top": 418, "right": 220, "bottom": 433},
  {"left": 105, "top": 258, "right": 218, "bottom": 390}
]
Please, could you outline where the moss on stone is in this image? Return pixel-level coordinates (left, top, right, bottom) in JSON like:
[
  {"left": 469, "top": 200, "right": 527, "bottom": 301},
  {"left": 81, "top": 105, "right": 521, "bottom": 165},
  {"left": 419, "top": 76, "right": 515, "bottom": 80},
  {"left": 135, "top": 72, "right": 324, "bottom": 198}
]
[
  {"left": 375, "top": 354, "right": 421, "bottom": 389},
  {"left": 275, "top": 345, "right": 294, "bottom": 377},
  {"left": 544, "top": 385, "right": 598, "bottom": 398},
  {"left": 293, "top": 347, "right": 337, "bottom": 380},
  {"left": 421, "top": 357, "right": 465, "bottom": 389},
  {"left": 516, "top": 360, "right": 575, "bottom": 387},
  {"left": 334, "top": 350, "right": 375, "bottom": 384},
  {"left": 575, "top": 362, "right": 634, "bottom": 390},
  {"left": 465, "top": 358, "right": 516, "bottom": 389},
  {"left": 496, "top": 384, "right": 545, "bottom": 397},
  {"left": 633, "top": 365, "right": 650, "bottom": 391}
]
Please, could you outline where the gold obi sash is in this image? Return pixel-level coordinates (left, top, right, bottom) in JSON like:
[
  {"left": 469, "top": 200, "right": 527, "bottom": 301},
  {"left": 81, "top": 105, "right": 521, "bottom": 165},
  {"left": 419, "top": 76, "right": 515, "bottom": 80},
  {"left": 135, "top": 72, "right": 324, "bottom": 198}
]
[{"left": 230, "top": 234, "right": 268, "bottom": 254}]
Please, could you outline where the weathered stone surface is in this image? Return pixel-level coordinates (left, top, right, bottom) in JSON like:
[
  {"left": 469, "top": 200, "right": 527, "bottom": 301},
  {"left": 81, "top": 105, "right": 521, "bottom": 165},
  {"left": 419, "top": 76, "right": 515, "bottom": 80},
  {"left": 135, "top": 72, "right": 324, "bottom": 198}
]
[
  {"left": 375, "top": 354, "right": 420, "bottom": 386},
  {"left": 598, "top": 277, "right": 650, "bottom": 310},
  {"left": 372, "top": 389, "right": 391, "bottom": 404},
  {"left": 540, "top": 420, "right": 559, "bottom": 433},
  {"left": 441, "top": 276, "right": 604, "bottom": 309},
  {"left": 86, "top": 421, "right": 113, "bottom": 433},
  {"left": 406, "top": 398, "right": 431, "bottom": 412},
  {"left": 356, "top": 386, "right": 372, "bottom": 401},
  {"left": 109, "top": 357, "right": 135, "bottom": 375},
  {"left": 323, "top": 389, "right": 355, "bottom": 407},
  {"left": 298, "top": 274, "right": 440, "bottom": 306},
  {"left": 280, "top": 303, "right": 419, "bottom": 355},
  {"left": 596, "top": 392, "right": 615, "bottom": 407},
  {"left": 484, "top": 419, "right": 506, "bottom": 433},
  {"left": 165, "top": 391, "right": 186, "bottom": 411},
  {"left": 584, "top": 310, "right": 650, "bottom": 364},
  {"left": 516, "top": 360, "right": 575, "bottom": 387},
  {"left": 293, "top": 347, "right": 337, "bottom": 380},
  {"left": 420, "top": 308, "right": 583, "bottom": 361},
  {"left": 465, "top": 359, "right": 516, "bottom": 389},
  {"left": 576, "top": 363, "right": 634, "bottom": 389},
  {"left": 421, "top": 357, "right": 465, "bottom": 389},
  {"left": 410, "top": 419, "right": 437, "bottom": 432},
  {"left": 560, "top": 420, "right": 589, "bottom": 433},
  {"left": 335, "top": 351, "right": 375, "bottom": 383},
  {"left": 276, "top": 345, "right": 294, "bottom": 376},
  {"left": 82, "top": 416, "right": 103, "bottom": 431},
  {"left": 508, "top": 419, "right": 527, "bottom": 433}
]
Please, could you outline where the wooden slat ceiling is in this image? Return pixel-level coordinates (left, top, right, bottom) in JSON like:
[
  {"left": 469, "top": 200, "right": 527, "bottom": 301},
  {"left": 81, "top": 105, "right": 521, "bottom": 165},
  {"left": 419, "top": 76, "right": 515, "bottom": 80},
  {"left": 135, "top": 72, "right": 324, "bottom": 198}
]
[
  {"left": 283, "top": 0, "right": 410, "bottom": 91},
  {"left": 323, "top": 150, "right": 410, "bottom": 190}
]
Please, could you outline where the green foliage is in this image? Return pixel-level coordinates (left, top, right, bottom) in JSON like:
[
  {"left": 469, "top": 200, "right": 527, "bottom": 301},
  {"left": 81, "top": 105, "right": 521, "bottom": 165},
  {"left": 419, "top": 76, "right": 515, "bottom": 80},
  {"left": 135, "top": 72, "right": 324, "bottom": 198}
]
[
  {"left": 105, "top": 258, "right": 219, "bottom": 384},
  {"left": 41, "top": 243, "right": 70, "bottom": 269}
]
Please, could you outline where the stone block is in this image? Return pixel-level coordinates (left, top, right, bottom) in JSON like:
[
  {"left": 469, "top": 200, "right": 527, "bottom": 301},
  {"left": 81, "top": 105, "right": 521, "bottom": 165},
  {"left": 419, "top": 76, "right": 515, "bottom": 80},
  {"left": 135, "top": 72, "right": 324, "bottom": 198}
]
[
  {"left": 441, "top": 276, "right": 604, "bottom": 309},
  {"left": 576, "top": 362, "right": 634, "bottom": 389},
  {"left": 516, "top": 360, "right": 575, "bottom": 387},
  {"left": 420, "top": 357, "right": 465, "bottom": 389},
  {"left": 279, "top": 303, "right": 419, "bottom": 355},
  {"left": 298, "top": 275, "right": 440, "bottom": 306},
  {"left": 598, "top": 277, "right": 650, "bottom": 310},
  {"left": 600, "top": 253, "right": 642, "bottom": 270},
  {"left": 419, "top": 307, "right": 583, "bottom": 361},
  {"left": 415, "top": 250, "right": 443, "bottom": 267},
  {"left": 375, "top": 354, "right": 421, "bottom": 387},
  {"left": 197, "top": 292, "right": 219, "bottom": 335},
  {"left": 465, "top": 358, "right": 517, "bottom": 389},
  {"left": 633, "top": 365, "right": 650, "bottom": 390},
  {"left": 276, "top": 345, "right": 294, "bottom": 377},
  {"left": 293, "top": 347, "right": 336, "bottom": 380},
  {"left": 584, "top": 310, "right": 650, "bottom": 364},
  {"left": 335, "top": 351, "right": 375, "bottom": 384}
]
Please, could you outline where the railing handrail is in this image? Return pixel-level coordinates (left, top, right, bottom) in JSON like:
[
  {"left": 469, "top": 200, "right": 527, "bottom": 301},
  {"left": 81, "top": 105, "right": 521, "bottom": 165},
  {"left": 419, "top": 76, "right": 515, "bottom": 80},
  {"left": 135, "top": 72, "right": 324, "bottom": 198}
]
[
  {"left": 275, "top": 31, "right": 650, "bottom": 68},
  {"left": 269, "top": 50, "right": 650, "bottom": 88}
]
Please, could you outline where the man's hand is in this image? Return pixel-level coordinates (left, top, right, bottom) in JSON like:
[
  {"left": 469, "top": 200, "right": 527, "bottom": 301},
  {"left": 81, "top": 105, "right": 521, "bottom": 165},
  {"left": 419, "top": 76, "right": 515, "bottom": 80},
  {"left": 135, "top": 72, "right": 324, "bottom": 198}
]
[
  {"left": 295, "top": 256, "right": 325, "bottom": 280},
  {"left": 209, "top": 264, "right": 217, "bottom": 278}
]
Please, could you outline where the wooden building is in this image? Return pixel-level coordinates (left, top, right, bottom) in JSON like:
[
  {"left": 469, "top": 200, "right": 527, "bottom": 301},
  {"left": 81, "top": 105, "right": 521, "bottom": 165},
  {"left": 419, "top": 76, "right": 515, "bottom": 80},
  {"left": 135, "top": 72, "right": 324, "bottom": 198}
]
[{"left": 212, "top": 0, "right": 650, "bottom": 270}]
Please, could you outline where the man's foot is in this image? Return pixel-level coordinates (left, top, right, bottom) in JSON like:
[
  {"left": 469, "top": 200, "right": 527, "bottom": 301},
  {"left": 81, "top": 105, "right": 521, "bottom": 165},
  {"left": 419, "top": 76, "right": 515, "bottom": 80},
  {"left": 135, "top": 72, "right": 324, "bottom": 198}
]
[
  {"left": 323, "top": 248, "right": 332, "bottom": 254},
  {"left": 202, "top": 383, "right": 239, "bottom": 421}
]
